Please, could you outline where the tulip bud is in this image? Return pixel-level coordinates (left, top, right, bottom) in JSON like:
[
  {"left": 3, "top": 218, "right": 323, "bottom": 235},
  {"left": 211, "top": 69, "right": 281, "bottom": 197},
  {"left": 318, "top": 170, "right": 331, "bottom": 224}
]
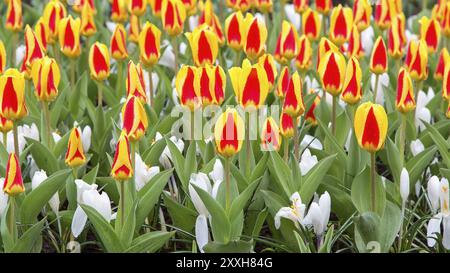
[
  {"left": 274, "top": 35, "right": 287, "bottom": 65},
  {"left": 347, "top": 26, "right": 364, "bottom": 59},
  {"left": 278, "top": 21, "right": 299, "bottom": 60},
  {"left": 375, "top": 0, "right": 395, "bottom": 30},
  {"left": 316, "top": 0, "right": 332, "bottom": 15},
  {"left": 126, "top": 61, "right": 147, "bottom": 103},
  {"left": 444, "top": 64, "right": 450, "bottom": 101},
  {"left": 370, "top": 36, "right": 388, "bottom": 74},
  {"left": 329, "top": 5, "right": 353, "bottom": 46},
  {"left": 400, "top": 168, "right": 410, "bottom": 204},
  {"left": 196, "top": 65, "right": 226, "bottom": 106},
  {"left": 0, "top": 69, "right": 25, "bottom": 121},
  {"left": 110, "top": 0, "right": 128, "bottom": 22},
  {"left": 43, "top": 0, "right": 67, "bottom": 44},
  {"left": 258, "top": 54, "right": 277, "bottom": 90},
  {"left": 5, "top": 0, "right": 23, "bottom": 32},
  {"left": 139, "top": 22, "right": 161, "bottom": 67},
  {"left": 276, "top": 66, "right": 290, "bottom": 98},
  {"left": 293, "top": 0, "right": 308, "bottom": 14},
  {"left": 111, "top": 133, "right": 133, "bottom": 181},
  {"left": 243, "top": 14, "right": 267, "bottom": 60},
  {"left": 58, "top": 16, "right": 81, "bottom": 58},
  {"left": 35, "top": 17, "right": 49, "bottom": 52},
  {"left": 261, "top": 117, "right": 282, "bottom": 151},
  {"left": 234, "top": 0, "right": 252, "bottom": 13},
  {"left": 405, "top": 40, "right": 428, "bottom": 81},
  {"left": 162, "top": 0, "right": 187, "bottom": 37},
  {"left": 387, "top": 16, "right": 405, "bottom": 59},
  {"left": 316, "top": 37, "right": 339, "bottom": 70},
  {"left": 354, "top": 102, "right": 388, "bottom": 153},
  {"left": 176, "top": 66, "right": 201, "bottom": 111},
  {"left": 65, "top": 127, "right": 86, "bottom": 168},
  {"left": 89, "top": 42, "right": 110, "bottom": 81},
  {"left": 31, "top": 57, "right": 60, "bottom": 102},
  {"left": 3, "top": 153, "right": 24, "bottom": 196},
  {"left": 22, "top": 25, "right": 45, "bottom": 77},
  {"left": 149, "top": 0, "right": 163, "bottom": 17},
  {"left": 214, "top": 108, "right": 245, "bottom": 157},
  {"left": 396, "top": 68, "right": 416, "bottom": 113},
  {"left": 255, "top": 0, "right": 272, "bottom": 13},
  {"left": 198, "top": 0, "right": 225, "bottom": 44},
  {"left": 280, "top": 112, "right": 295, "bottom": 139},
  {"left": 353, "top": 0, "right": 371, "bottom": 31},
  {"left": 186, "top": 26, "right": 219, "bottom": 67},
  {"left": 229, "top": 59, "right": 269, "bottom": 109},
  {"left": 225, "top": 12, "right": 245, "bottom": 51},
  {"left": 122, "top": 96, "right": 148, "bottom": 142},
  {"left": 302, "top": 8, "right": 321, "bottom": 41},
  {"left": 128, "top": 15, "right": 141, "bottom": 43},
  {"left": 73, "top": 0, "right": 96, "bottom": 14},
  {"left": 440, "top": 2, "right": 450, "bottom": 38},
  {"left": 80, "top": 2, "right": 97, "bottom": 37},
  {"left": 128, "top": 0, "right": 147, "bottom": 16},
  {"left": 435, "top": 48, "right": 449, "bottom": 80},
  {"left": 283, "top": 72, "right": 305, "bottom": 117},
  {"left": 181, "top": 0, "right": 198, "bottom": 16},
  {"left": 341, "top": 56, "right": 362, "bottom": 105},
  {"left": 420, "top": 16, "right": 441, "bottom": 53},
  {"left": 318, "top": 50, "right": 346, "bottom": 96},
  {"left": 295, "top": 35, "right": 312, "bottom": 72},
  {"left": 0, "top": 41, "right": 6, "bottom": 74},
  {"left": 0, "top": 115, "right": 13, "bottom": 133},
  {"left": 110, "top": 24, "right": 128, "bottom": 61},
  {"left": 305, "top": 90, "right": 320, "bottom": 126}
]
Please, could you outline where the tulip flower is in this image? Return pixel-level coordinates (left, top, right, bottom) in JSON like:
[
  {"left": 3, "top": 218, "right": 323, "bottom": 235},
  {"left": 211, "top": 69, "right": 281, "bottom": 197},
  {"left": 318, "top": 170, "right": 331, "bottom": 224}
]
[
  {"left": 280, "top": 111, "right": 295, "bottom": 139},
  {"left": 89, "top": 42, "right": 110, "bottom": 82},
  {"left": 73, "top": 0, "right": 96, "bottom": 14},
  {"left": 440, "top": 2, "right": 450, "bottom": 37},
  {"left": 161, "top": 0, "right": 186, "bottom": 37},
  {"left": 126, "top": 61, "right": 147, "bottom": 103},
  {"left": 186, "top": 26, "right": 219, "bottom": 67},
  {"left": 370, "top": 36, "right": 388, "bottom": 75},
  {"left": 80, "top": 2, "right": 97, "bottom": 37},
  {"left": 58, "top": 16, "right": 81, "bottom": 58},
  {"left": 374, "top": 0, "right": 395, "bottom": 30},
  {"left": 276, "top": 66, "right": 290, "bottom": 98},
  {"left": 110, "top": 0, "right": 128, "bottom": 22},
  {"left": 234, "top": 0, "right": 253, "bottom": 12},
  {"left": 181, "top": 0, "right": 198, "bottom": 15},
  {"left": 229, "top": 59, "right": 270, "bottom": 110},
  {"left": 274, "top": 35, "right": 286, "bottom": 65},
  {"left": 353, "top": 0, "right": 371, "bottom": 31},
  {"left": 111, "top": 133, "right": 133, "bottom": 181},
  {"left": 31, "top": 57, "right": 60, "bottom": 102},
  {"left": 0, "top": 69, "right": 25, "bottom": 121},
  {"left": 139, "top": 22, "right": 162, "bottom": 67},
  {"left": 405, "top": 39, "right": 428, "bottom": 81},
  {"left": 396, "top": 68, "right": 416, "bottom": 114},
  {"left": 258, "top": 54, "right": 277, "bottom": 90},
  {"left": 198, "top": 0, "right": 224, "bottom": 45},
  {"left": 283, "top": 72, "right": 305, "bottom": 117},
  {"left": 444, "top": 65, "right": 450, "bottom": 101},
  {"left": 149, "top": 0, "right": 163, "bottom": 17},
  {"left": 419, "top": 16, "right": 441, "bottom": 53},
  {"left": 295, "top": 35, "right": 312, "bottom": 72},
  {"left": 35, "top": 17, "right": 49, "bottom": 52},
  {"left": 255, "top": 0, "right": 272, "bottom": 13},
  {"left": 196, "top": 65, "right": 226, "bottom": 106},
  {"left": 341, "top": 56, "right": 362, "bottom": 105},
  {"left": 347, "top": 26, "right": 364, "bottom": 59},
  {"left": 354, "top": 102, "right": 388, "bottom": 153},
  {"left": 214, "top": 108, "right": 245, "bottom": 157},
  {"left": 122, "top": 96, "right": 148, "bottom": 142},
  {"left": 329, "top": 5, "right": 353, "bottom": 46},
  {"left": 318, "top": 50, "right": 346, "bottom": 96},
  {"left": 305, "top": 90, "right": 320, "bottom": 126},
  {"left": 3, "top": 153, "right": 24, "bottom": 196},
  {"left": 261, "top": 117, "right": 282, "bottom": 152},
  {"left": 435, "top": 48, "right": 449, "bottom": 80},
  {"left": 176, "top": 66, "right": 201, "bottom": 111},
  {"left": 243, "top": 14, "right": 267, "bottom": 60},
  {"left": 0, "top": 41, "right": 6, "bottom": 74},
  {"left": 43, "top": 0, "right": 66, "bottom": 45},
  {"left": 128, "top": 0, "right": 147, "bottom": 16},
  {"left": 110, "top": 24, "right": 128, "bottom": 61},
  {"left": 0, "top": 115, "right": 13, "bottom": 134},
  {"left": 5, "top": 0, "right": 23, "bottom": 32},
  {"left": 22, "top": 25, "right": 45, "bottom": 77},
  {"left": 128, "top": 15, "right": 141, "bottom": 44},
  {"left": 293, "top": 0, "right": 308, "bottom": 14},
  {"left": 387, "top": 16, "right": 405, "bottom": 59},
  {"left": 225, "top": 12, "right": 245, "bottom": 51},
  {"left": 302, "top": 8, "right": 321, "bottom": 41},
  {"left": 65, "top": 127, "right": 86, "bottom": 168},
  {"left": 278, "top": 21, "right": 299, "bottom": 60},
  {"left": 316, "top": 0, "right": 332, "bottom": 15},
  {"left": 316, "top": 37, "right": 339, "bottom": 70}
]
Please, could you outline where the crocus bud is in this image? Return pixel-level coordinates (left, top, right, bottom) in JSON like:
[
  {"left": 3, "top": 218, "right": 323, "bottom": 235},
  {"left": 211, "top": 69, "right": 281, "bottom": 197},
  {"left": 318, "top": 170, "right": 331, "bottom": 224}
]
[
  {"left": 181, "top": 0, "right": 198, "bottom": 16},
  {"left": 387, "top": 16, "right": 404, "bottom": 59},
  {"left": 318, "top": 50, "right": 346, "bottom": 96},
  {"left": 149, "top": 0, "right": 163, "bottom": 17},
  {"left": 128, "top": 15, "right": 141, "bottom": 43},
  {"left": 121, "top": 96, "right": 148, "bottom": 142},
  {"left": 258, "top": 54, "right": 277, "bottom": 90},
  {"left": 128, "top": 0, "right": 147, "bottom": 16},
  {"left": 198, "top": 0, "right": 224, "bottom": 44},
  {"left": 126, "top": 61, "right": 147, "bottom": 103},
  {"left": 80, "top": 2, "right": 97, "bottom": 37},
  {"left": 405, "top": 40, "right": 428, "bottom": 81},
  {"left": 316, "top": 37, "right": 339, "bottom": 70},
  {"left": 370, "top": 36, "right": 388, "bottom": 74},
  {"left": 305, "top": 90, "right": 320, "bottom": 126},
  {"left": 316, "top": 0, "right": 332, "bottom": 15},
  {"left": 65, "top": 127, "right": 86, "bottom": 168},
  {"left": 110, "top": 0, "right": 128, "bottom": 22},
  {"left": 435, "top": 48, "right": 449, "bottom": 80},
  {"left": 111, "top": 133, "right": 133, "bottom": 181},
  {"left": 3, "top": 153, "right": 24, "bottom": 196},
  {"left": 31, "top": 57, "right": 60, "bottom": 102},
  {"left": 261, "top": 117, "right": 281, "bottom": 151},
  {"left": 278, "top": 21, "right": 299, "bottom": 60},
  {"left": 58, "top": 16, "right": 81, "bottom": 58},
  {"left": 295, "top": 35, "right": 312, "bottom": 72},
  {"left": 22, "top": 25, "right": 45, "bottom": 77},
  {"left": 5, "top": 0, "right": 23, "bottom": 32},
  {"left": 341, "top": 56, "right": 362, "bottom": 105},
  {"left": 444, "top": 64, "right": 450, "bottom": 101},
  {"left": 35, "top": 17, "right": 49, "bottom": 52},
  {"left": 225, "top": 12, "right": 245, "bottom": 51},
  {"left": 396, "top": 68, "right": 416, "bottom": 113},
  {"left": 0, "top": 41, "right": 6, "bottom": 74},
  {"left": 375, "top": 0, "right": 395, "bottom": 31},
  {"left": 0, "top": 115, "right": 13, "bottom": 133},
  {"left": 186, "top": 26, "right": 219, "bottom": 67},
  {"left": 139, "top": 22, "right": 161, "bottom": 67},
  {"left": 162, "top": 0, "right": 186, "bottom": 37},
  {"left": 229, "top": 59, "right": 269, "bottom": 110},
  {"left": 176, "top": 66, "right": 201, "bottom": 111},
  {"left": 0, "top": 69, "right": 25, "bottom": 121},
  {"left": 196, "top": 65, "right": 226, "bottom": 106},
  {"left": 428, "top": 176, "right": 441, "bottom": 213},
  {"left": 353, "top": 0, "right": 371, "bottom": 31},
  {"left": 400, "top": 168, "right": 410, "bottom": 204},
  {"left": 283, "top": 72, "right": 305, "bottom": 117},
  {"left": 214, "top": 108, "right": 245, "bottom": 157},
  {"left": 347, "top": 25, "right": 364, "bottom": 59},
  {"left": 280, "top": 112, "right": 295, "bottom": 139},
  {"left": 294, "top": 0, "right": 309, "bottom": 14},
  {"left": 354, "top": 102, "right": 388, "bottom": 153},
  {"left": 420, "top": 16, "right": 441, "bottom": 53},
  {"left": 302, "top": 8, "right": 321, "bottom": 41},
  {"left": 89, "top": 42, "right": 110, "bottom": 81},
  {"left": 255, "top": 0, "right": 272, "bottom": 13},
  {"left": 110, "top": 24, "right": 128, "bottom": 61},
  {"left": 43, "top": 0, "right": 67, "bottom": 44},
  {"left": 243, "top": 14, "right": 267, "bottom": 60},
  {"left": 329, "top": 5, "right": 353, "bottom": 46},
  {"left": 276, "top": 66, "right": 290, "bottom": 98}
]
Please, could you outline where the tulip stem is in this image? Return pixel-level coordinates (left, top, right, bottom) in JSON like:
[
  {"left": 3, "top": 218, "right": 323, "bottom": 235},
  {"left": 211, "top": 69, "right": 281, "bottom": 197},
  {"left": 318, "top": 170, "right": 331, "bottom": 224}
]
[
  {"left": 12, "top": 123, "right": 19, "bottom": 157},
  {"left": 331, "top": 95, "right": 337, "bottom": 136},
  {"left": 283, "top": 136, "right": 289, "bottom": 162},
  {"left": 399, "top": 113, "right": 406, "bottom": 167},
  {"left": 370, "top": 152, "right": 377, "bottom": 213},
  {"left": 190, "top": 110, "right": 195, "bottom": 143},
  {"left": 234, "top": 51, "right": 241, "bottom": 67},
  {"left": 398, "top": 202, "right": 405, "bottom": 252},
  {"left": 373, "top": 74, "right": 379, "bottom": 103},
  {"left": 3, "top": 132, "right": 7, "bottom": 149},
  {"left": 97, "top": 81, "right": 103, "bottom": 107},
  {"left": 11, "top": 33, "right": 17, "bottom": 67},
  {"left": 130, "top": 141, "right": 137, "bottom": 199},
  {"left": 321, "top": 15, "right": 327, "bottom": 37},
  {"left": 120, "top": 181, "right": 125, "bottom": 228},
  {"left": 116, "top": 61, "right": 123, "bottom": 98},
  {"left": 42, "top": 101, "right": 53, "bottom": 149},
  {"left": 8, "top": 197, "right": 15, "bottom": 240},
  {"left": 172, "top": 37, "right": 179, "bottom": 74},
  {"left": 70, "top": 59, "right": 76, "bottom": 92},
  {"left": 245, "top": 112, "right": 251, "bottom": 177},
  {"left": 148, "top": 67, "right": 154, "bottom": 107},
  {"left": 294, "top": 119, "right": 300, "bottom": 161},
  {"left": 225, "top": 157, "right": 231, "bottom": 211}
]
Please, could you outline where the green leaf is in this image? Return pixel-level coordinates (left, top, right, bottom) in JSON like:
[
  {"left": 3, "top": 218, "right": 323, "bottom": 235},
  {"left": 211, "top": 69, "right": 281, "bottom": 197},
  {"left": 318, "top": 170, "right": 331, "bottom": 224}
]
[
  {"left": 351, "top": 167, "right": 386, "bottom": 217},
  {"left": 300, "top": 154, "right": 336, "bottom": 203},
  {"left": 354, "top": 212, "right": 380, "bottom": 253},
  {"left": 82, "top": 164, "right": 99, "bottom": 184},
  {"left": 26, "top": 138, "right": 59, "bottom": 174},
  {"left": 124, "top": 231, "right": 175, "bottom": 253},
  {"left": 165, "top": 136, "right": 188, "bottom": 188},
  {"left": 203, "top": 240, "right": 254, "bottom": 253},
  {"left": 11, "top": 218, "right": 46, "bottom": 253},
  {"left": 184, "top": 141, "right": 198, "bottom": 180},
  {"left": 120, "top": 200, "right": 138, "bottom": 248},
  {"left": 423, "top": 121, "right": 450, "bottom": 168},
  {"left": 228, "top": 179, "right": 261, "bottom": 221},
  {"left": 268, "top": 151, "right": 294, "bottom": 198},
  {"left": 143, "top": 139, "right": 166, "bottom": 166},
  {"left": 406, "top": 146, "right": 437, "bottom": 189},
  {"left": 386, "top": 138, "right": 401, "bottom": 185},
  {"left": 164, "top": 193, "right": 197, "bottom": 233}
]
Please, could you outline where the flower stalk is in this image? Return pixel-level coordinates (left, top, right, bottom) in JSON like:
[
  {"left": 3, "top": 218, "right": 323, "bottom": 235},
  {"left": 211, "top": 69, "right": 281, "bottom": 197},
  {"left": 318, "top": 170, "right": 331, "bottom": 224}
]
[
  {"left": 370, "top": 152, "right": 376, "bottom": 212},
  {"left": 12, "top": 123, "right": 19, "bottom": 157}
]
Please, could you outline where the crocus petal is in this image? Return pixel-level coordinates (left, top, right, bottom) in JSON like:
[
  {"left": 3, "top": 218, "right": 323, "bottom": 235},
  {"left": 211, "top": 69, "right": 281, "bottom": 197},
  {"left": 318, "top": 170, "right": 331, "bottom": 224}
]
[
  {"left": 427, "top": 215, "right": 442, "bottom": 247},
  {"left": 195, "top": 214, "right": 209, "bottom": 253},
  {"left": 71, "top": 205, "right": 88, "bottom": 238}
]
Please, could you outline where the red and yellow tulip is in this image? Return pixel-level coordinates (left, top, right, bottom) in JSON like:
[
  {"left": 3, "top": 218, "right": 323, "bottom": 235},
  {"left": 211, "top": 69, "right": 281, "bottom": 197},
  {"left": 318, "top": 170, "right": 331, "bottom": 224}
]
[
  {"left": 0, "top": 69, "right": 25, "bottom": 121},
  {"left": 316, "top": 37, "right": 339, "bottom": 70},
  {"left": 294, "top": 0, "right": 309, "bottom": 14},
  {"left": 396, "top": 68, "right": 416, "bottom": 113},
  {"left": 387, "top": 16, "right": 405, "bottom": 59},
  {"left": 111, "top": 133, "right": 133, "bottom": 181},
  {"left": 43, "top": 0, "right": 66, "bottom": 44},
  {"left": 196, "top": 65, "right": 226, "bottom": 106},
  {"left": 374, "top": 0, "right": 395, "bottom": 30},
  {"left": 214, "top": 108, "right": 245, "bottom": 157},
  {"left": 435, "top": 48, "right": 449, "bottom": 80},
  {"left": 22, "top": 25, "right": 45, "bottom": 77},
  {"left": 31, "top": 57, "right": 60, "bottom": 102},
  {"left": 278, "top": 21, "right": 299, "bottom": 60},
  {"left": 81, "top": 1, "right": 97, "bottom": 37},
  {"left": 65, "top": 127, "right": 87, "bottom": 168},
  {"left": 3, "top": 153, "right": 24, "bottom": 196},
  {"left": 405, "top": 39, "right": 428, "bottom": 81},
  {"left": 341, "top": 56, "right": 362, "bottom": 105},
  {"left": 128, "top": 15, "right": 141, "bottom": 43},
  {"left": 354, "top": 102, "right": 388, "bottom": 153},
  {"left": 0, "top": 41, "right": 6, "bottom": 74},
  {"left": 302, "top": 8, "right": 321, "bottom": 41},
  {"left": 139, "top": 22, "right": 162, "bottom": 67},
  {"left": 73, "top": 0, "right": 96, "bottom": 14},
  {"left": 110, "top": 0, "right": 128, "bottom": 22},
  {"left": 295, "top": 35, "right": 312, "bottom": 72},
  {"left": 89, "top": 42, "right": 110, "bottom": 81},
  {"left": 255, "top": 0, "right": 273, "bottom": 13},
  {"left": 318, "top": 50, "right": 346, "bottom": 96},
  {"left": 126, "top": 61, "right": 147, "bottom": 103},
  {"left": 176, "top": 66, "right": 201, "bottom": 110},
  {"left": 316, "top": 0, "right": 333, "bottom": 15},
  {"left": 5, "top": 0, "right": 23, "bottom": 32},
  {"left": 258, "top": 54, "right": 277, "bottom": 90},
  {"left": 110, "top": 24, "right": 128, "bottom": 61},
  {"left": 444, "top": 64, "right": 450, "bottom": 100},
  {"left": 329, "top": 4, "right": 353, "bottom": 46},
  {"left": 439, "top": 2, "right": 450, "bottom": 37},
  {"left": 370, "top": 36, "right": 388, "bottom": 74},
  {"left": 305, "top": 90, "right": 320, "bottom": 126},
  {"left": 186, "top": 25, "right": 219, "bottom": 67},
  {"left": 198, "top": 0, "right": 225, "bottom": 44},
  {"left": 121, "top": 96, "right": 148, "bottom": 142},
  {"left": 181, "top": 0, "right": 198, "bottom": 16},
  {"left": 419, "top": 16, "right": 441, "bottom": 53},
  {"left": 280, "top": 112, "right": 295, "bottom": 139},
  {"left": 261, "top": 117, "right": 282, "bottom": 151},
  {"left": 243, "top": 14, "right": 267, "bottom": 60},
  {"left": 149, "top": 0, "right": 163, "bottom": 17},
  {"left": 35, "top": 17, "right": 49, "bottom": 52},
  {"left": 128, "top": 0, "right": 147, "bottom": 16},
  {"left": 347, "top": 25, "right": 364, "bottom": 58},
  {"left": 283, "top": 72, "right": 305, "bottom": 117},
  {"left": 276, "top": 66, "right": 290, "bottom": 98},
  {"left": 0, "top": 115, "right": 13, "bottom": 133},
  {"left": 58, "top": 16, "right": 81, "bottom": 58},
  {"left": 353, "top": 0, "right": 371, "bottom": 31},
  {"left": 161, "top": 0, "right": 187, "bottom": 37},
  {"left": 225, "top": 12, "right": 245, "bottom": 51}
]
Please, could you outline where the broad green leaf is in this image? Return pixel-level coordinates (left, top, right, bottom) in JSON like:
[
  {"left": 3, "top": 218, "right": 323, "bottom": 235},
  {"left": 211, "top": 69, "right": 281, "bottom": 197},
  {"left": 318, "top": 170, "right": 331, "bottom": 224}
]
[
  {"left": 423, "top": 122, "right": 450, "bottom": 168},
  {"left": 11, "top": 218, "right": 46, "bottom": 253},
  {"left": 300, "top": 154, "right": 336, "bottom": 203},
  {"left": 268, "top": 152, "right": 294, "bottom": 198},
  {"left": 351, "top": 167, "right": 386, "bottom": 217},
  {"left": 228, "top": 179, "right": 261, "bottom": 221},
  {"left": 124, "top": 231, "right": 175, "bottom": 253},
  {"left": 26, "top": 138, "right": 59, "bottom": 174},
  {"left": 203, "top": 240, "right": 254, "bottom": 253}
]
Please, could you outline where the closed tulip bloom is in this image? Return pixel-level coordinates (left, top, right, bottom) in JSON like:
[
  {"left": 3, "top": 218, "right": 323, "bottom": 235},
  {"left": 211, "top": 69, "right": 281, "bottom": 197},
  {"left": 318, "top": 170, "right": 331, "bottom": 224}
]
[
  {"left": 128, "top": 15, "right": 141, "bottom": 43},
  {"left": 329, "top": 5, "right": 353, "bottom": 46},
  {"left": 354, "top": 102, "right": 388, "bottom": 153},
  {"left": 420, "top": 16, "right": 441, "bottom": 53},
  {"left": 347, "top": 26, "right": 364, "bottom": 58},
  {"left": 318, "top": 50, "right": 346, "bottom": 96},
  {"left": 405, "top": 40, "right": 428, "bottom": 81},
  {"left": 229, "top": 59, "right": 269, "bottom": 109},
  {"left": 225, "top": 12, "right": 245, "bottom": 51},
  {"left": 110, "top": 0, "right": 128, "bottom": 22},
  {"left": 273, "top": 34, "right": 287, "bottom": 64},
  {"left": 258, "top": 54, "right": 277, "bottom": 90},
  {"left": 214, "top": 108, "right": 245, "bottom": 157},
  {"left": 176, "top": 66, "right": 201, "bottom": 110},
  {"left": 5, "top": 0, "right": 23, "bottom": 32},
  {"left": 276, "top": 66, "right": 290, "bottom": 98},
  {"left": 243, "top": 14, "right": 267, "bottom": 60},
  {"left": 139, "top": 22, "right": 161, "bottom": 67},
  {"left": 65, "top": 127, "right": 86, "bottom": 168},
  {"left": 375, "top": 0, "right": 395, "bottom": 30},
  {"left": 0, "top": 41, "right": 6, "bottom": 74},
  {"left": 3, "top": 153, "right": 24, "bottom": 196},
  {"left": 435, "top": 48, "right": 449, "bottom": 80},
  {"left": 387, "top": 16, "right": 404, "bottom": 59},
  {"left": 0, "top": 69, "right": 25, "bottom": 121},
  {"left": 278, "top": 21, "right": 299, "bottom": 60},
  {"left": 128, "top": 0, "right": 147, "bottom": 16},
  {"left": 280, "top": 112, "right": 295, "bottom": 138},
  {"left": 22, "top": 25, "right": 45, "bottom": 77},
  {"left": 43, "top": 0, "right": 66, "bottom": 44},
  {"left": 316, "top": 37, "right": 339, "bottom": 70},
  {"left": 110, "top": 24, "right": 128, "bottom": 61},
  {"left": 186, "top": 26, "right": 219, "bottom": 67},
  {"left": 444, "top": 65, "right": 450, "bottom": 101},
  {"left": 370, "top": 36, "right": 388, "bottom": 74},
  {"left": 126, "top": 61, "right": 147, "bottom": 102},
  {"left": 305, "top": 90, "right": 320, "bottom": 126},
  {"left": 35, "top": 18, "right": 49, "bottom": 52},
  {"left": 161, "top": 0, "right": 186, "bottom": 37},
  {"left": 302, "top": 8, "right": 321, "bottom": 41},
  {"left": 353, "top": 0, "right": 371, "bottom": 31},
  {"left": 149, "top": 0, "right": 163, "bottom": 17},
  {"left": 295, "top": 35, "right": 312, "bottom": 72},
  {"left": 235, "top": 0, "right": 253, "bottom": 12},
  {"left": 316, "top": 0, "right": 332, "bottom": 15},
  {"left": 256, "top": 0, "right": 273, "bottom": 13},
  {"left": 199, "top": 1, "right": 224, "bottom": 45},
  {"left": 209, "top": 65, "right": 226, "bottom": 105},
  {"left": 294, "top": 0, "right": 309, "bottom": 14},
  {"left": 181, "top": 0, "right": 198, "bottom": 15},
  {"left": 226, "top": 0, "right": 237, "bottom": 8},
  {"left": 283, "top": 72, "right": 305, "bottom": 117},
  {"left": 0, "top": 115, "right": 13, "bottom": 133},
  {"left": 31, "top": 57, "right": 60, "bottom": 102},
  {"left": 261, "top": 117, "right": 282, "bottom": 151},
  {"left": 341, "top": 57, "right": 362, "bottom": 105},
  {"left": 89, "top": 42, "right": 110, "bottom": 81},
  {"left": 59, "top": 16, "right": 81, "bottom": 58},
  {"left": 396, "top": 68, "right": 416, "bottom": 113},
  {"left": 73, "top": 0, "right": 96, "bottom": 14},
  {"left": 111, "top": 133, "right": 133, "bottom": 181},
  {"left": 80, "top": 2, "right": 97, "bottom": 37},
  {"left": 440, "top": 2, "right": 450, "bottom": 37},
  {"left": 195, "top": 65, "right": 226, "bottom": 105},
  {"left": 121, "top": 96, "right": 148, "bottom": 141}
]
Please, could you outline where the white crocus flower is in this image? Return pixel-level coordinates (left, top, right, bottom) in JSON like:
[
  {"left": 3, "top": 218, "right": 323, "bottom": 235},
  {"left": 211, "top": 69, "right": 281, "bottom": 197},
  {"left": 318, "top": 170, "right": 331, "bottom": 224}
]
[
  {"left": 52, "top": 132, "right": 62, "bottom": 144},
  {"left": 274, "top": 192, "right": 306, "bottom": 229},
  {"left": 284, "top": 4, "right": 301, "bottom": 30},
  {"left": 208, "top": 159, "right": 224, "bottom": 199},
  {"left": 427, "top": 178, "right": 450, "bottom": 249},
  {"left": 361, "top": 26, "right": 374, "bottom": 55},
  {"left": 400, "top": 168, "right": 410, "bottom": 204},
  {"left": 371, "top": 73, "right": 389, "bottom": 105},
  {"left": 0, "top": 178, "right": 8, "bottom": 217},
  {"left": 195, "top": 214, "right": 209, "bottom": 253},
  {"left": 135, "top": 153, "right": 160, "bottom": 191},
  {"left": 300, "top": 135, "right": 323, "bottom": 150},
  {"left": 159, "top": 40, "right": 175, "bottom": 71},
  {"left": 303, "top": 192, "right": 331, "bottom": 236},
  {"left": 2, "top": 123, "right": 39, "bottom": 153},
  {"left": 410, "top": 139, "right": 425, "bottom": 156},
  {"left": 144, "top": 69, "right": 160, "bottom": 102},
  {"left": 428, "top": 176, "right": 441, "bottom": 214},
  {"left": 155, "top": 132, "right": 185, "bottom": 169},
  {"left": 32, "top": 170, "right": 60, "bottom": 215},
  {"left": 304, "top": 75, "right": 320, "bottom": 91},
  {"left": 106, "top": 21, "right": 117, "bottom": 33},
  {"left": 415, "top": 89, "right": 434, "bottom": 131},
  {"left": 16, "top": 45, "right": 25, "bottom": 66},
  {"left": 81, "top": 126, "right": 92, "bottom": 153},
  {"left": 299, "top": 149, "right": 318, "bottom": 175},
  {"left": 415, "top": 181, "right": 422, "bottom": 198}
]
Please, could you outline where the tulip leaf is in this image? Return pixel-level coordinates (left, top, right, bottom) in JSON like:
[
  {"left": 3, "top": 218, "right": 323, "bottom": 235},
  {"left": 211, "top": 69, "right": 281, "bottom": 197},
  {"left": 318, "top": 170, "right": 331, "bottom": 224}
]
[
  {"left": 52, "top": 130, "right": 70, "bottom": 158},
  {"left": 164, "top": 192, "right": 198, "bottom": 233},
  {"left": 1, "top": 202, "right": 15, "bottom": 252},
  {"left": 317, "top": 119, "right": 347, "bottom": 165},
  {"left": 249, "top": 152, "right": 269, "bottom": 183},
  {"left": 300, "top": 154, "right": 336, "bottom": 203},
  {"left": 20, "top": 169, "right": 71, "bottom": 225},
  {"left": 165, "top": 136, "right": 188, "bottom": 189},
  {"left": 184, "top": 141, "right": 198, "bottom": 180},
  {"left": 351, "top": 166, "right": 386, "bottom": 217},
  {"left": 143, "top": 138, "right": 166, "bottom": 166},
  {"left": 406, "top": 146, "right": 438, "bottom": 190},
  {"left": 124, "top": 231, "right": 175, "bottom": 253},
  {"left": 0, "top": 142, "right": 9, "bottom": 170},
  {"left": 385, "top": 137, "right": 401, "bottom": 186},
  {"left": 354, "top": 212, "right": 381, "bottom": 253},
  {"left": 119, "top": 200, "right": 138, "bottom": 248},
  {"left": 377, "top": 201, "right": 402, "bottom": 252},
  {"left": 268, "top": 151, "right": 294, "bottom": 198},
  {"left": 423, "top": 121, "right": 450, "bottom": 168},
  {"left": 26, "top": 138, "right": 59, "bottom": 175},
  {"left": 81, "top": 204, "right": 124, "bottom": 253},
  {"left": 203, "top": 240, "right": 254, "bottom": 253},
  {"left": 82, "top": 164, "right": 99, "bottom": 184},
  {"left": 228, "top": 179, "right": 261, "bottom": 221},
  {"left": 11, "top": 218, "right": 46, "bottom": 253}
]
